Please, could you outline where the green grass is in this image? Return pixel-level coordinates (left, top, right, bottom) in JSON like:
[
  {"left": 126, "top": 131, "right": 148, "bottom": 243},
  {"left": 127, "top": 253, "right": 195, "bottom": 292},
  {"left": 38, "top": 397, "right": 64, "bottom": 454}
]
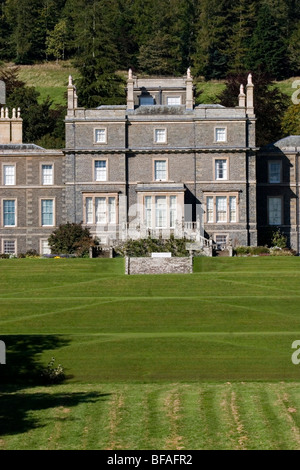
[
  {"left": 2, "top": 382, "right": 300, "bottom": 450},
  {"left": 2, "top": 256, "right": 300, "bottom": 449},
  {"left": 11, "top": 62, "right": 300, "bottom": 107},
  {"left": 14, "top": 62, "right": 80, "bottom": 107}
]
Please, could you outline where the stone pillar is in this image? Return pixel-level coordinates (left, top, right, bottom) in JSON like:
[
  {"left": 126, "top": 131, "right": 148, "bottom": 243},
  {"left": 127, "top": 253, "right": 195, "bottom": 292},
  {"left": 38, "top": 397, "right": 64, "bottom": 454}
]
[
  {"left": 11, "top": 108, "right": 23, "bottom": 144},
  {"left": 186, "top": 68, "right": 194, "bottom": 110},
  {"left": 239, "top": 84, "right": 246, "bottom": 107},
  {"left": 127, "top": 69, "right": 135, "bottom": 111},
  {"left": 246, "top": 73, "right": 254, "bottom": 116},
  {"left": 0, "top": 108, "right": 11, "bottom": 143},
  {"left": 67, "top": 75, "right": 75, "bottom": 114}
]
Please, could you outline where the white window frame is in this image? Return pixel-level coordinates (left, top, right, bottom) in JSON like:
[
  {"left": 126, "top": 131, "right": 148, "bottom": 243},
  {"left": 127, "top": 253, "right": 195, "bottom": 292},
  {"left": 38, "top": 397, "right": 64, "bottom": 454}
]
[
  {"left": 215, "top": 158, "right": 228, "bottom": 180},
  {"left": 3, "top": 199, "right": 16, "bottom": 227},
  {"left": 94, "top": 159, "right": 107, "bottom": 182},
  {"left": 3, "top": 164, "right": 16, "bottom": 186},
  {"left": 205, "top": 193, "right": 238, "bottom": 224},
  {"left": 215, "top": 127, "right": 227, "bottom": 143},
  {"left": 83, "top": 194, "right": 118, "bottom": 225},
  {"left": 154, "top": 159, "right": 168, "bottom": 181},
  {"left": 40, "top": 198, "right": 55, "bottom": 227},
  {"left": 94, "top": 128, "right": 107, "bottom": 144},
  {"left": 154, "top": 128, "right": 167, "bottom": 144},
  {"left": 40, "top": 239, "right": 51, "bottom": 255},
  {"left": 41, "top": 163, "right": 54, "bottom": 185},
  {"left": 143, "top": 194, "right": 179, "bottom": 229},
  {"left": 3, "top": 239, "right": 16, "bottom": 255},
  {"left": 166, "top": 96, "right": 181, "bottom": 105}
]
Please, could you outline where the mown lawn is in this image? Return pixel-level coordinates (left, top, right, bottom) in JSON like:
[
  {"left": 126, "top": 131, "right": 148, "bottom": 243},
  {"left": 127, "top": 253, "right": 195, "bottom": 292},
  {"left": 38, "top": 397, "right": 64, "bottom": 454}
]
[
  {"left": 2, "top": 382, "right": 300, "bottom": 450},
  {"left": 1, "top": 256, "right": 300, "bottom": 449}
]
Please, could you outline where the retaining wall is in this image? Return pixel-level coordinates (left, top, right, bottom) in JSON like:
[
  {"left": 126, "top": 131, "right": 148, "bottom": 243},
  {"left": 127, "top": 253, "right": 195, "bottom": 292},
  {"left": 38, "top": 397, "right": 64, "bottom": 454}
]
[{"left": 125, "top": 256, "right": 193, "bottom": 275}]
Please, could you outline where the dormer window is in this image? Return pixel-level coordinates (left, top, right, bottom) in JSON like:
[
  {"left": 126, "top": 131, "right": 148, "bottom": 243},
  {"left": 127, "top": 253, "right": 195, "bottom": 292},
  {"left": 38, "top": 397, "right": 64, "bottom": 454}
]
[{"left": 139, "top": 96, "right": 155, "bottom": 106}]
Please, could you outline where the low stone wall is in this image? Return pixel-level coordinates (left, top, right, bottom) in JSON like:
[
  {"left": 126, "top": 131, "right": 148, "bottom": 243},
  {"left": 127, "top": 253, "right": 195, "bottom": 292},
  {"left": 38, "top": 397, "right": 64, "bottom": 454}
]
[{"left": 125, "top": 256, "right": 193, "bottom": 275}]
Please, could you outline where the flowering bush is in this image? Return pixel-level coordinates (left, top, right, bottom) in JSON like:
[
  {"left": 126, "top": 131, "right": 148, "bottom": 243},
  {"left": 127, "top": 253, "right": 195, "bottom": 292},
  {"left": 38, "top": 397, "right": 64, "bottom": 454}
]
[{"left": 41, "top": 357, "right": 65, "bottom": 384}]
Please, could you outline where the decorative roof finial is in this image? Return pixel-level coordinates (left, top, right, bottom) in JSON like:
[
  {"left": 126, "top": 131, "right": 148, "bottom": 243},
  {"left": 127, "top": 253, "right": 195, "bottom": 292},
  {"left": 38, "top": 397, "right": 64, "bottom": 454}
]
[
  {"left": 187, "top": 67, "right": 191, "bottom": 79},
  {"left": 247, "top": 73, "right": 253, "bottom": 85},
  {"left": 68, "top": 75, "right": 73, "bottom": 87},
  {"left": 128, "top": 68, "right": 133, "bottom": 79}
]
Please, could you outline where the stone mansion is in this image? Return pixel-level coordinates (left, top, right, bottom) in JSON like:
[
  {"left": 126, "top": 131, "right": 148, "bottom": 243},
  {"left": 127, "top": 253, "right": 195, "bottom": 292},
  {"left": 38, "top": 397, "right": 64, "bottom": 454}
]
[{"left": 0, "top": 69, "right": 299, "bottom": 255}]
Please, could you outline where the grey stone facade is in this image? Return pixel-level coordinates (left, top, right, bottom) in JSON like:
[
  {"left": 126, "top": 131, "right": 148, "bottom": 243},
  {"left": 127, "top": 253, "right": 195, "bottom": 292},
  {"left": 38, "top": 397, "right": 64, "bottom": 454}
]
[
  {"left": 64, "top": 71, "right": 257, "bottom": 251},
  {"left": 0, "top": 70, "right": 297, "bottom": 256},
  {"left": 257, "top": 136, "right": 300, "bottom": 252}
]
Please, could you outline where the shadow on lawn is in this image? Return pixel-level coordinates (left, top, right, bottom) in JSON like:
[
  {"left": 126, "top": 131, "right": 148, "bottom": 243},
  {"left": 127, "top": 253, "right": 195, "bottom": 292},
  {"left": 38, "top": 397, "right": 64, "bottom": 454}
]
[
  {"left": 0, "top": 335, "right": 111, "bottom": 439},
  {"left": 0, "top": 389, "right": 110, "bottom": 438},
  {"left": 0, "top": 335, "right": 71, "bottom": 386}
]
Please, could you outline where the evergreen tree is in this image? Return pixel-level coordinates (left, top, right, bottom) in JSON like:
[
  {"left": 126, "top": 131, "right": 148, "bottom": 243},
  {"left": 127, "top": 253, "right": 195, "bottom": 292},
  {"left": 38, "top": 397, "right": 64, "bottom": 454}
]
[
  {"left": 192, "top": 0, "right": 231, "bottom": 79},
  {"left": 246, "top": 2, "right": 289, "bottom": 79}
]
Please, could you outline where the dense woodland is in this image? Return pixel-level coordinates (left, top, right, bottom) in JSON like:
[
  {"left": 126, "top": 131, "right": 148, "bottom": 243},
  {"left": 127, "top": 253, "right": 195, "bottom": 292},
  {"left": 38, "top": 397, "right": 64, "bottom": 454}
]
[
  {"left": 0, "top": 0, "right": 299, "bottom": 147},
  {"left": 0, "top": 0, "right": 299, "bottom": 79}
]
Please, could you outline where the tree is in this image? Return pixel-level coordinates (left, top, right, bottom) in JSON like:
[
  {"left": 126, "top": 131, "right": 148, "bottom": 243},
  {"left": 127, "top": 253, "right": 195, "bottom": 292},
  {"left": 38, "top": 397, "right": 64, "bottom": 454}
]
[
  {"left": 281, "top": 104, "right": 300, "bottom": 137},
  {"left": 0, "top": 66, "right": 65, "bottom": 147},
  {"left": 246, "top": 2, "right": 289, "bottom": 79},
  {"left": 48, "top": 222, "right": 97, "bottom": 256},
  {"left": 46, "top": 19, "right": 67, "bottom": 63},
  {"left": 217, "top": 72, "right": 289, "bottom": 147}
]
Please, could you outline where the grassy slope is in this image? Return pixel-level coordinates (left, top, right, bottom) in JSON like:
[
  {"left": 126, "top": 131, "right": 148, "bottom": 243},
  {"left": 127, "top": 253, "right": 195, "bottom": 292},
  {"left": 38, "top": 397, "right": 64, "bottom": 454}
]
[
  {"left": 1, "top": 257, "right": 300, "bottom": 449},
  {"left": 11, "top": 62, "right": 300, "bottom": 106}
]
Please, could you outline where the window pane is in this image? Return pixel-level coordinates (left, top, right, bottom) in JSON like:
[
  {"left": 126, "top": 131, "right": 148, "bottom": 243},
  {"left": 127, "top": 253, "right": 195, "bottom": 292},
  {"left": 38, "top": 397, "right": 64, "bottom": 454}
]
[
  {"left": 108, "top": 197, "right": 116, "bottom": 223},
  {"left": 229, "top": 196, "right": 237, "bottom": 223},
  {"left": 154, "top": 160, "right": 167, "bottom": 180},
  {"left": 95, "top": 129, "right": 106, "bottom": 143},
  {"left": 42, "top": 165, "right": 53, "bottom": 185},
  {"left": 216, "top": 196, "right": 227, "bottom": 223},
  {"left": 155, "top": 196, "right": 167, "bottom": 228},
  {"left": 95, "top": 160, "right": 107, "bottom": 181},
  {"left": 145, "top": 196, "right": 152, "bottom": 228},
  {"left": 167, "top": 97, "right": 181, "bottom": 105},
  {"left": 269, "top": 197, "right": 282, "bottom": 225},
  {"left": 215, "top": 160, "right": 227, "bottom": 180},
  {"left": 95, "top": 197, "right": 106, "bottom": 224},
  {"left": 206, "top": 196, "right": 214, "bottom": 223},
  {"left": 140, "top": 96, "right": 154, "bottom": 105},
  {"left": 41, "top": 240, "right": 51, "bottom": 255},
  {"left": 155, "top": 129, "right": 166, "bottom": 143},
  {"left": 3, "top": 200, "right": 15, "bottom": 226},
  {"left": 4, "top": 165, "right": 15, "bottom": 185},
  {"left": 86, "top": 197, "right": 93, "bottom": 224},
  {"left": 170, "top": 196, "right": 177, "bottom": 228},
  {"left": 269, "top": 162, "right": 281, "bottom": 183},
  {"left": 3, "top": 240, "right": 15, "bottom": 254},
  {"left": 41, "top": 200, "right": 53, "bottom": 226},
  {"left": 215, "top": 128, "right": 226, "bottom": 142}
]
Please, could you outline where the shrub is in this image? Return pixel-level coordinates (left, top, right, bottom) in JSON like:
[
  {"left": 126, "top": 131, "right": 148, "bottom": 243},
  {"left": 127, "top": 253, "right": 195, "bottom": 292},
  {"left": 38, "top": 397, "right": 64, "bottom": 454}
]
[
  {"left": 41, "top": 357, "right": 65, "bottom": 384},
  {"left": 48, "top": 222, "right": 98, "bottom": 257},
  {"left": 25, "top": 249, "right": 40, "bottom": 258},
  {"left": 114, "top": 236, "right": 190, "bottom": 257},
  {"left": 234, "top": 246, "right": 270, "bottom": 256},
  {"left": 271, "top": 229, "right": 287, "bottom": 249}
]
